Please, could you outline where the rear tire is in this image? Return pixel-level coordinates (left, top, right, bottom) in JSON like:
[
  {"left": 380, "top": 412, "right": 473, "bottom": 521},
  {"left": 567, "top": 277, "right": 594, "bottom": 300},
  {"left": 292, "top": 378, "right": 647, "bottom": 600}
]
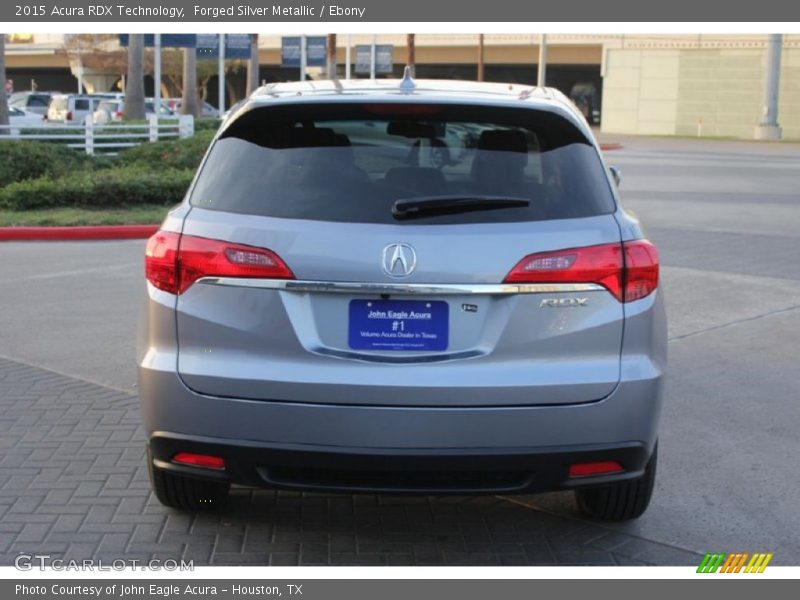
[
  {"left": 574, "top": 444, "right": 657, "bottom": 521},
  {"left": 147, "top": 448, "right": 230, "bottom": 512}
]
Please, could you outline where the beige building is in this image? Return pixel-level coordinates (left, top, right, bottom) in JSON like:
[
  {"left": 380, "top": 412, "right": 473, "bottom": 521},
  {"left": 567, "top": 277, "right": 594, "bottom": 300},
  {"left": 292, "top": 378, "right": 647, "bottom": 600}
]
[
  {"left": 5, "top": 33, "right": 799, "bottom": 139},
  {"left": 599, "top": 35, "right": 800, "bottom": 139}
]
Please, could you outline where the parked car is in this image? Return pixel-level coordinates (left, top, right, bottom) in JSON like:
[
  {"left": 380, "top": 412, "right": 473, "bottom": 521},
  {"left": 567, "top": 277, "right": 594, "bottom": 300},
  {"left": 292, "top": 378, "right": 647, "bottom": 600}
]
[
  {"left": 7, "top": 106, "right": 46, "bottom": 135},
  {"left": 139, "top": 77, "right": 665, "bottom": 520},
  {"left": 92, "top": 98, "right": 175, "bottom": 124},
  {"left": 166, "top": 98, "right": 219, "bottom": 118},
  {"left": 8, "top": 91, "right": 57, "bottom": 115},
  {"left": 45, "top": 94, "right": 106, "bottom": 125}
]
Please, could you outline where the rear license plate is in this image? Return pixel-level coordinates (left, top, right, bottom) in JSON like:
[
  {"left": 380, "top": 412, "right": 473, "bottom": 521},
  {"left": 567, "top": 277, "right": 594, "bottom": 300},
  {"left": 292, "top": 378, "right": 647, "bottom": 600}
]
[{"left": 348, "top": 299, "right": 449, "bottom": 351}]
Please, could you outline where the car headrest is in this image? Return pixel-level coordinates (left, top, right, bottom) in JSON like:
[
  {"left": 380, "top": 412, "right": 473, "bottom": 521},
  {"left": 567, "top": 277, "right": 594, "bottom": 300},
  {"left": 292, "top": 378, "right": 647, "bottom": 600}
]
[
  {"left": 285, "top": 127, "right": 342, "bottom": 148},
  {"left": 477, "top": 129, "right": 528, "bottom": 154}
]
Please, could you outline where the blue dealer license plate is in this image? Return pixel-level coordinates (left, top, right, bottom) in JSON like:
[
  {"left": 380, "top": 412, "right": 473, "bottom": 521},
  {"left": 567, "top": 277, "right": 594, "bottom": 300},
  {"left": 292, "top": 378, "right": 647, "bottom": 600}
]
[{"left": 348, "top": 299, "right": 449, "bottom": 351}]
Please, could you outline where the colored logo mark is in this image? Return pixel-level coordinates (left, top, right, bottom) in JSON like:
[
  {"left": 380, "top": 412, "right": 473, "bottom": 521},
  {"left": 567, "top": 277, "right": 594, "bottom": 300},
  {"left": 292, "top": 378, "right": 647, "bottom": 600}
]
[{"left": 697, "top": 552, "right": 773, "bottom": 573}]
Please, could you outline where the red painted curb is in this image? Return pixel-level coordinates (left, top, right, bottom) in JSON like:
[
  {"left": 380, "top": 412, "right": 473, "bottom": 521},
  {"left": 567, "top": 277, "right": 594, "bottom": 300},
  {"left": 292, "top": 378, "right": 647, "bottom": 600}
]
[
  {"left": 600, "top": 143, "right": 624, "bottom": 151},
  {"left": 0, "top": 224, "right": 159, "bottom": 242}
]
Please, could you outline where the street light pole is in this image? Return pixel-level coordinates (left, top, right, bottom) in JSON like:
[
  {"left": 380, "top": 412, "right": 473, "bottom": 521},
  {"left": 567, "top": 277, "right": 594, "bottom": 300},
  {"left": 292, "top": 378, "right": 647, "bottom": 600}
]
[
  {"left": 154, "top": 33, "right": 161, "bottom": 119},
  {"left": 755, "top": 33, "right": 783, "bottom": 140},
  {"left": 345, "top": 34, "right": 351, "bottom": 80},
  {"left": 300, "top": 34, "right": 307, "bottom": 81},
  {"left": 537, "top": 33, "right": 547, "bottom": 87},
  {"left": 370, "top": 35, "right": 377, "bottom": 81},
  {"left": 76, "top": 58, "right": 83, "bottom": 94},
  {"left": 218, "top": 33, "right": 225, "bottom": 115}
]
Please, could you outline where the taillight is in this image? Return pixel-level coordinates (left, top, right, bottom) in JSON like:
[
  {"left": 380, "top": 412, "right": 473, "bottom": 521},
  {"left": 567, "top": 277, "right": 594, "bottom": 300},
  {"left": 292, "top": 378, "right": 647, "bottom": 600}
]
[
  {"left": 503, "top": 240, "right": 659, "bottom": 303},
  {"left": 568, "top": 461, "right": 625, "bottom": 477},
  {"left": 144, "top": 231, "right": 181, "bottom": 293},
  {"left": 66, "top": 111, "right": 73, "bottom": 121},
  {"left": 144, "top": 231, "right": 294, "bottom": 295},
  {"left": 504, "top": 243, "right": 624, "bottom": 299},
  {"left": 623, "top": 240, "right": 659, "bottom": 302},
  {"left": 172, "top": 452, "right": 225, "bottom": 470}
]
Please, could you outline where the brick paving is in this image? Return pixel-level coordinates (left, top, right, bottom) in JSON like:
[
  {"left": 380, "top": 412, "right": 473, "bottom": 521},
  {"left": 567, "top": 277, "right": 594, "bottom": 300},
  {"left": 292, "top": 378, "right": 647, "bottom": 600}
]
[{"left": 0, "top": 357, "right": 702, "bottom": 566}]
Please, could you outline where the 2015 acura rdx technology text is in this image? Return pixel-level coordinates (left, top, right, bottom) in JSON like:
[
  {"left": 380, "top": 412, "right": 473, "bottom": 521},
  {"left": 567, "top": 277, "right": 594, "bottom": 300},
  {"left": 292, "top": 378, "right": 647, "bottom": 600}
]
[{"left": 138, "top": 75, "right": 666, "bottom": 520}]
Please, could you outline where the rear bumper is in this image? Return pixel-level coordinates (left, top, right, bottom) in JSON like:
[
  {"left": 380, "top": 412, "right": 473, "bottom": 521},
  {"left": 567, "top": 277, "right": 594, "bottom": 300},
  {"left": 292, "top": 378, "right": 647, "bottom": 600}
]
[
  {"left": 139, "top": 364, "right": 663, "bottom": 494},
  {"left": 149, "top": 432, "right": 650, "bottom": 494},
  {"left": 138, "top": 273, "right": 666, "bottom": 495}
]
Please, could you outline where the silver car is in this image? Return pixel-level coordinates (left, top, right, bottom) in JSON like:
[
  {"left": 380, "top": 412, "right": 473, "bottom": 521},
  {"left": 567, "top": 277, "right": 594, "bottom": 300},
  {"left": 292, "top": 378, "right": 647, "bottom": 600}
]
[{"left": 139, "top": 77, "right": 666, "bottom": 520}]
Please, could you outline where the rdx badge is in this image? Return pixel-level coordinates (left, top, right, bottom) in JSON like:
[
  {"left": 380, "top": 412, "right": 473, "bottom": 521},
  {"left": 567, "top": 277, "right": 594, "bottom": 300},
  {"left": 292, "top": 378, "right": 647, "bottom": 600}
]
[{"left": 540, "top": 297, "right": 588, "bottom": 308}]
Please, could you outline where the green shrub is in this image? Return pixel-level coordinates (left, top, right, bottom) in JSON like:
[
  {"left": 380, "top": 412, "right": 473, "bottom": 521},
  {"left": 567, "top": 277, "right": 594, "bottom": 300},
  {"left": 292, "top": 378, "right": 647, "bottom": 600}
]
[
  {"left": 113, "top": 129, "right": 215, "bottom": 171},
  {"left": 0, "top": 140, "right": 90, "bottom": 187},
  {"left": 194, "top": 118, "right": 222, "bottom": 132},
  {"left": 0, "top": 167, "right": 195, "bottom": 210}
]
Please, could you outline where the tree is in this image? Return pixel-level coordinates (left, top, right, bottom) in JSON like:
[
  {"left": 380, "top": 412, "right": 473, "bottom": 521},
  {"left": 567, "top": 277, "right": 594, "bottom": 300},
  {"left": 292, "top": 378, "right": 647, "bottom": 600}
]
[
  {"left": 246, "top": 34, "right": 260, "bottom": 94},
  {"left": 180, "top": 47, "right": 199, "bottom": 117},
  {"left": 326, "top": 34, "right": 337, "bottom": 81},
  {"left": 63, "top": 34, "right": 127, "bottom": 93},
  {"left": 123, "top": 34, "right": 145, "bottom": 120},
  {"left": 407, "top": 34, "right": 416, "bottom": 77},
  {"left": 477, "top": 34, "right": 485, "bottom": 82},
  {"left": 0, "top": 34, "right": 9, "bottom": 132}
]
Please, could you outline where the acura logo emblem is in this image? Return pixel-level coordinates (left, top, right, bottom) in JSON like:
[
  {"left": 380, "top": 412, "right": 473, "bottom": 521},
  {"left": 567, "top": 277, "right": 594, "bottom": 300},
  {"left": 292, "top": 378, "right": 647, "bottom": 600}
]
[{"left": 382, "top": 243, "right": 417, "bottom": 278}]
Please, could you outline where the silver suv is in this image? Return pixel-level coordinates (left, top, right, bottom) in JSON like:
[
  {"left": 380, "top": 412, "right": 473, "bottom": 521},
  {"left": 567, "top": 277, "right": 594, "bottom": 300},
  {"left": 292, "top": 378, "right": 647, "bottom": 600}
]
[{"left": 139, "top": 77, "right": 666, "bottom": 520}]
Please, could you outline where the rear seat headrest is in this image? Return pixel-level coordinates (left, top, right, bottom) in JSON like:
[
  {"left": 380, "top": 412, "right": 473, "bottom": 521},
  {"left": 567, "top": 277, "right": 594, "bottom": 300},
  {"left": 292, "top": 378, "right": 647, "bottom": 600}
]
[
  {"left": 285, "top": 127, "right": 349, "bottom": 148},
  {"left": 477, "top": 129, "right": 528, "bottom": 154}
]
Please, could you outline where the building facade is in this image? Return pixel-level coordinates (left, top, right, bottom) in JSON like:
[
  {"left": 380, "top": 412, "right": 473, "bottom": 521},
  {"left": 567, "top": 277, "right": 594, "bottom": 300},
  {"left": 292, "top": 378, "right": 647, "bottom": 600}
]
[{"left": 5, "top": 33, "right": 799, "bottom": 139}]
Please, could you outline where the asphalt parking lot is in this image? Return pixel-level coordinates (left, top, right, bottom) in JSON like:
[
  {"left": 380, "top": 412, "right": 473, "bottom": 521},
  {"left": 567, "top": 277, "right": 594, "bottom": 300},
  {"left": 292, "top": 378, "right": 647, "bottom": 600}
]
[{"left": 1, "top": 135, "right": 799, "bottom": 565}]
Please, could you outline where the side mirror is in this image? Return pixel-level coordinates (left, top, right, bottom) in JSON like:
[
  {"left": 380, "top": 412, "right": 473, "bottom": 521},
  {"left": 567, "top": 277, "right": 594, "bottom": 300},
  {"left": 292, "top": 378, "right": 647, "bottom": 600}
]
[{"left": 609, "top": 165, "right": 622, "bottom": 187}]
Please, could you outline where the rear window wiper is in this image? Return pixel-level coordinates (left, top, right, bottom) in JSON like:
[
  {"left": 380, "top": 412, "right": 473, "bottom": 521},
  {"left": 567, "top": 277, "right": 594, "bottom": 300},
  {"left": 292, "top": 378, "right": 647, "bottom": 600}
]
[{"left": 392, "top": 195, "right": 530, "bottom": 220}]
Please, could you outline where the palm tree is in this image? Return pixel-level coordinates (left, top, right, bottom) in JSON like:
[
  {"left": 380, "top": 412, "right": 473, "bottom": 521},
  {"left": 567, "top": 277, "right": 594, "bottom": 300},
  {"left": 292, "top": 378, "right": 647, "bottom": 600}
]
[
  {"left": 326, "top": 34, "right": 337, "bottom": 81},
  {"left": 246, "top": 34, "right": 260, "bottom": 95},
  {"left": 477, "top": 34, "right": 485, "bottom": 82},
  {"left": 406, "top": 34, "right": 416, "bottom": 77},
  {"left": 0, "top": 34, "right": 9, "bottom": 132},
  {"left": 123, "top": 34, "right": 145, "bottom": 120},
  {"left": 180, "top": 47, "right": 199, "bottom": 117}
]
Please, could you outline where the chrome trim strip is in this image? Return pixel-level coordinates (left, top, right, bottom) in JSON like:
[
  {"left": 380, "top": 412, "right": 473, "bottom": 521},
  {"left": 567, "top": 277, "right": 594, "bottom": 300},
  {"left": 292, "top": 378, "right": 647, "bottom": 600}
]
[{"left": 197, "top": 278, "right": 605, "bottom": 295}]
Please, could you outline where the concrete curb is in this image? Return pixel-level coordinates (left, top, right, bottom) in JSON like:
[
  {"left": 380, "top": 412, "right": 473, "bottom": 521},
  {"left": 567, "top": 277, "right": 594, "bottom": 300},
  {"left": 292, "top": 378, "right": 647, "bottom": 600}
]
[{"left": 0, "top": 224, "right": 159, "bottom": 242}]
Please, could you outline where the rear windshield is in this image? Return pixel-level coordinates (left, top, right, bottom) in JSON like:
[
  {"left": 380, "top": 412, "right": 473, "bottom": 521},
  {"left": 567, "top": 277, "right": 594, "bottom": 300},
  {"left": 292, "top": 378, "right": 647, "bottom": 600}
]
[
  {"left": 27, "top": 94, "right": 50, "bottom": 107},
  {"left": 190, "top": 103, "right": 615, "bottom": 224}
]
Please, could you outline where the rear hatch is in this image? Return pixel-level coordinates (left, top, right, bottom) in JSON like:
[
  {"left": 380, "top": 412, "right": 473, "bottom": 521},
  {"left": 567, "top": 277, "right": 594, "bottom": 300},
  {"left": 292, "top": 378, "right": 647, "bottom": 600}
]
[{"left": 173, "top": 101, "right": 623, "bottom": 407}]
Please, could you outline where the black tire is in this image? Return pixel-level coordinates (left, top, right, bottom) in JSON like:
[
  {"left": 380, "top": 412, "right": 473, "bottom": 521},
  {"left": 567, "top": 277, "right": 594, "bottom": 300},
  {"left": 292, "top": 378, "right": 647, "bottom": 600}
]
[
  {"left": 574, "top": 444, "right": 657, "bottom": 521},
  {"left": 147, "top": 448, "right": 230, "bottom": 512}
]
